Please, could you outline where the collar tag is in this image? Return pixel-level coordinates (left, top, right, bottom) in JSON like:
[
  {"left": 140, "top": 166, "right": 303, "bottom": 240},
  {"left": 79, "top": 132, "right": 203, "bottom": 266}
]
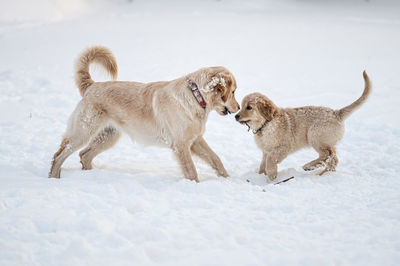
[{"left": 188, "top": 80, "right": 206, "bottom": 109}]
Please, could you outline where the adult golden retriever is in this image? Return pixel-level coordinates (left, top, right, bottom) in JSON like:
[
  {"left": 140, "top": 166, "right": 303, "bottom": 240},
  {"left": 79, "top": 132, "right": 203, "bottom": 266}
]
[
  {"left": 235, "top": 71, "right": 371, "bottom": 180},
  {"left": 49, "top": 46, "right": 240, "bottom": 182}
]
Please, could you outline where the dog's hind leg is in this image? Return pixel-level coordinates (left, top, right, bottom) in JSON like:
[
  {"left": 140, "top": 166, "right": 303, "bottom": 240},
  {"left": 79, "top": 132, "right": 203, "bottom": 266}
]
[
  {"left": 49, "top": 102, "right": 106, "bottom": 178},
  {"left": 79, "top": 126, "right": 121, "bottom": 170},
  {"left": 191, "top": 137, "right": 228, "bottom": 177}
]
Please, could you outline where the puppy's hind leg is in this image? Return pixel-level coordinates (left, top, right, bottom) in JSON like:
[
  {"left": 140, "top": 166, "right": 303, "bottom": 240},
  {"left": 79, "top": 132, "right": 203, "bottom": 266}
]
[
  {"left": 303, "top": 145, "right": 338, "bottom": 175},
  {"left": 49, "top": 103, "right": 106, "bottom": 178},
  {"left": 303, "top": 148, "right": 326, "bottom": 171},
  {"left": 319, "top": 146, "right": 338, "bottom": 176},
  {"left": 303, "top": 132, "right": 336, "bottom": 171},
  {"left": 79, "top": 126, "right": 121, "bottom": 170}
]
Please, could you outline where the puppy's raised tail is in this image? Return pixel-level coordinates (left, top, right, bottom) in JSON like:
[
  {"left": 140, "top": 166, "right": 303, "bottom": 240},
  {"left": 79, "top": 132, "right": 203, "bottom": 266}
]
[
  {"left": 75, "top": 46, "right": 118, "bottom": 96},
  {"left": 336, "top": 71, "right": 371, "bottom": 121}
]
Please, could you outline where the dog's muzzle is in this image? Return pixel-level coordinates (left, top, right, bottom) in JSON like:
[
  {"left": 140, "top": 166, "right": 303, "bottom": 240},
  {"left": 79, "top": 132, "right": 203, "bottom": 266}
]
[{"left": 223, "top": 106, "right": 231, "bottom": 115}]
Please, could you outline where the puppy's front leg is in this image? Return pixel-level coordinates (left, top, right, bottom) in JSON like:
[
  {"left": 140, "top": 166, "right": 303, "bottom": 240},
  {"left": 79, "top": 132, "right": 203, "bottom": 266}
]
[
  {"left": 258, "top": 152, "right": 267, "bottom": 175},
  {"left": 265, "top": 149, "right": 288, "bottom": 180},
  {"left": 266, "top": 159, "right": 278, "bottom": 180},
  {"left": 174, "top": 143, "right": 200, "bottom": 182},
  {"left": 191, "top": 137, "right": 229, "bottom": 177}
]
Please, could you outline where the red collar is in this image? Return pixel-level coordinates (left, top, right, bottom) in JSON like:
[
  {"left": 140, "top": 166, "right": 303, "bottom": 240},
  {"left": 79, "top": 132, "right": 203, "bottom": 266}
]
[{"left": 188, "top": 79, "right": 206, "bottom": 109}]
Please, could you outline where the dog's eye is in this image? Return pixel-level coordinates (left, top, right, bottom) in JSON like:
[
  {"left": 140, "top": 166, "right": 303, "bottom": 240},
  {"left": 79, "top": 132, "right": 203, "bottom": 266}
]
[{"left": 246, "top": 106, "right": 252, "bottom": 110}]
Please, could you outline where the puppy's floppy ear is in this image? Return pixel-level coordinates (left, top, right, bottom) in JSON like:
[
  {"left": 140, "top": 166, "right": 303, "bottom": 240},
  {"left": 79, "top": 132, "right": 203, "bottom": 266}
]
[
  {"left": 214, "top": 73, "right": 234, "bottom": 102},
  {"left": 256, "top": 96, "right": 279, "bottom": 121}
]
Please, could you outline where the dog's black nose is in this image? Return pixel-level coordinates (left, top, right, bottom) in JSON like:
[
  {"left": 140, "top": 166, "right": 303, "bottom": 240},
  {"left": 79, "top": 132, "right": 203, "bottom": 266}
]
[{"left": 235, "top": 114, "right": 240, "bottom": 120}]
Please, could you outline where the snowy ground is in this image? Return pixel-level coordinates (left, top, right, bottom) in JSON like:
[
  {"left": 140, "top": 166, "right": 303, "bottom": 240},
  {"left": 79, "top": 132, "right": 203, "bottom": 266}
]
[{"left": 1, "top": 0, "right": 400, "bottom": 265}]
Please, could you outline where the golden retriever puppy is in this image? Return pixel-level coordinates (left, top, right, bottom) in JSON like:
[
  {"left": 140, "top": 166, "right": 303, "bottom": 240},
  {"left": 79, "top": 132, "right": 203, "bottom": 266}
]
[
  {"left": 235, "top": 71, "right": 371, "bottom": 180},
  {"left": 49, "top": 46, "right": 240, "bottom": 182}
]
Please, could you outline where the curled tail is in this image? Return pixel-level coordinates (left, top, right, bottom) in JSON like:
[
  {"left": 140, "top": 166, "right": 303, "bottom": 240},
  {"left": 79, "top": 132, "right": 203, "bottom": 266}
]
[
  {"left": 75, "top": 46, "right": 118, "bottom": 96},
  {"left": 336, "top": 71, "right": 371, "bottom": 121}
]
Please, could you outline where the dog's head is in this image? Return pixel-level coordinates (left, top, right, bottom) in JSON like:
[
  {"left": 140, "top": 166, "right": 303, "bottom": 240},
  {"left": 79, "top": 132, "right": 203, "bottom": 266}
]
[
  {"left": 201, "top": 67, "right": 240, "bottom": 116},
  {"left": 235, "top": 92, "right": 280, "bottom": 132}
]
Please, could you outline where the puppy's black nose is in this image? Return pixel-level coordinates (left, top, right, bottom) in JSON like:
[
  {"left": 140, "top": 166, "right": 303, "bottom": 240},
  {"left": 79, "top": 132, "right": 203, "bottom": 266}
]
[{"left": 235, "top": 114, "right": 240, "bottom": 120}]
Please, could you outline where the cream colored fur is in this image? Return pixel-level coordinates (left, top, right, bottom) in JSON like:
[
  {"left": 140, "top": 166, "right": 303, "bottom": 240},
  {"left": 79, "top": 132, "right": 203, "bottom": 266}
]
[
  {"left": 49, "top": 46, "right": 240, "bottom": 182},
  {"left": 235, "top": 71, "right": 371, "bottom": 180}
]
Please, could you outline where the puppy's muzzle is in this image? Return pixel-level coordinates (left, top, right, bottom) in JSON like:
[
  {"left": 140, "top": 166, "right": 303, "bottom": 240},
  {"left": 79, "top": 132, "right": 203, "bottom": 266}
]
[{"left": 235, "top": 114, "right": 249, "bottom": 125}]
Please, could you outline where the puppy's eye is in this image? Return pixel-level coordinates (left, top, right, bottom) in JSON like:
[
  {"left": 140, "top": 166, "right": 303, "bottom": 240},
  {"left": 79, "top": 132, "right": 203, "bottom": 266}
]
[{"left": 246, "top": 106, "right": 252, "bottom": 110}]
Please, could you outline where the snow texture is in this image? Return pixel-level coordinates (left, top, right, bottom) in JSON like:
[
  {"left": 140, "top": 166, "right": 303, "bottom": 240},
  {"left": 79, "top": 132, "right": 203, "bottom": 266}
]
[{"left": 1, "top": 0, "right": 400, "bottom": 265}]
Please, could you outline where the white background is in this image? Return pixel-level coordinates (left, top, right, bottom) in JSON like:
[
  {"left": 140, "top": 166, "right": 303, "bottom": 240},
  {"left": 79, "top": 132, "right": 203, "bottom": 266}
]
[{"left": 1, "top": 0, "right": 399, "bottom": 265}]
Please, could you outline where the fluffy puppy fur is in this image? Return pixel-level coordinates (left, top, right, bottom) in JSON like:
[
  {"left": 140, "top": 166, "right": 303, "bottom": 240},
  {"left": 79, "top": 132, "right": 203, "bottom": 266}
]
[
  {"left": 235, "top": 71, "right": 371, "bottom": 180},
  {"left": 49, "top": 46, "right": 240, "bottom": 182}
]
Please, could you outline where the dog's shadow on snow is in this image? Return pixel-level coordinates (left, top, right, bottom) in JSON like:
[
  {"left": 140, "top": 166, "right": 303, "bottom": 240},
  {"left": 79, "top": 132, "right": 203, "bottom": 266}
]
[
  {"left": 47, "top": 162, "right": 336, "bottom": 186},
  {"left": 238, "top": 167, "right": 326, "bottom": 186}
]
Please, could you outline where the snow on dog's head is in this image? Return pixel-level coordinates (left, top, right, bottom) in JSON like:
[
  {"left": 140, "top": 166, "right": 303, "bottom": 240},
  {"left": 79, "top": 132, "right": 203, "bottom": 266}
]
[
  {"left": 198, "top": 66, "right": 240, "bottom": 116},
  {"left": 204, "top": 76, "right": 225, "bottom": 92}
]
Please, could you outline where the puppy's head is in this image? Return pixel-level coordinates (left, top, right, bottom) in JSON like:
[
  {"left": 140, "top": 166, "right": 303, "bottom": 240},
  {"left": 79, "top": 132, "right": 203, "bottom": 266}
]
[
  {"left": 235, "top": 93, "right": 280, "bottom": 132},
  {"left": 202, "top": 67, "right": 240, "bottom": 116}
]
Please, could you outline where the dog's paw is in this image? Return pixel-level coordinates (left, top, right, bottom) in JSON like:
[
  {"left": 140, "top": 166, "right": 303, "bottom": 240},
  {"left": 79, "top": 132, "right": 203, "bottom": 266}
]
[
  {"left": 217, "top": 169, "right": 229, "bottom": 178},
  {"left": 48, "top": 170, "right": 61, "bottom": 179},
  {"left": 80, "top": 160, "right": 93, "bottom": 170}
]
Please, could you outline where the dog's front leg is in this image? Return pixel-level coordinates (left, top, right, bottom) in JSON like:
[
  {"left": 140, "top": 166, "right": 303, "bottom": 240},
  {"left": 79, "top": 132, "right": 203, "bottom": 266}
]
[
  {"left": 258, "top": 152, "right": 267, "bottom": 175},
  {"left": 174, "top": 143, "right": 199, "bottom": 182},
  {"left": 191, "top": 137, "right": 229, "bottom": 177}
]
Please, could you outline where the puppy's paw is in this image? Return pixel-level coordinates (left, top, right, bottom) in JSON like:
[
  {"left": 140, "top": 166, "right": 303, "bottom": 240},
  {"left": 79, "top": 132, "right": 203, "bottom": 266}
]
[
  {"left": 303, "top": 165, "right": 315, "bottom": 171},
  {"left": 303, "top": 162, "right": 323, "bottom": 171},
  {"left": 258, "top": 168, "right": 266, "bottom": 175},
  {"left": 266, "top": 171, "right": 277, "bottom": 181},
  {"left": 319, "top": 166, "right": 336, "bottom": 176}
]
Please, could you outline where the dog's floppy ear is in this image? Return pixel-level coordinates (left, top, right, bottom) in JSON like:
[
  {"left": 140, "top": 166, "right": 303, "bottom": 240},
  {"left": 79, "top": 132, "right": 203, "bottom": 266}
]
[
  {"left": 213, "top": 73, "right": 234, "bottom": 102},
  {"left": 256, "top": 96, "right": 279, "bottom": 121}
]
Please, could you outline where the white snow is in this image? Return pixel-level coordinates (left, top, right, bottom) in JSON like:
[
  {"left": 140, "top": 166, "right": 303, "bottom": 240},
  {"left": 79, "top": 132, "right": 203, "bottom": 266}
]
[{"left": 1, "top": 0, "right": 400, "bottom": 265}]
